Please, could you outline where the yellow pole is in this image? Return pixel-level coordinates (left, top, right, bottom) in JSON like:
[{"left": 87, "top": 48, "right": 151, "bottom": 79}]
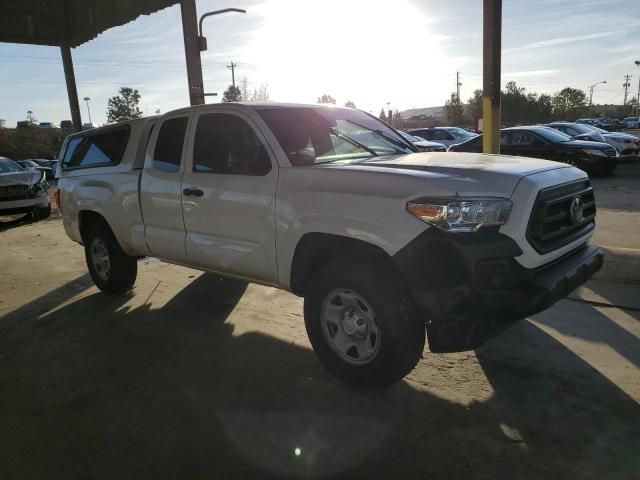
[{"left": 483, "top": 0, "right": 502, "bottom": 154}]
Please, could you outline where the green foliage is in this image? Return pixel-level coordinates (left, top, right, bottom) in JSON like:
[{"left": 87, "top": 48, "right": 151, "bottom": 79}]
[
  {"left": 106, "top": 87, "right": 143, "bottom": 124},
  {"left": 0, "top": 122, "right": 64, "bottom": 160},
  {"left": 317, "top": 94, "right": 336, "bottom": 104},
  {"left": 552, "top": 87, "right": 588, "bottom": 120},
  {"left": 222, "top": 84, "right": 242, "bottom": 103},
  {"left": 344, "top": 100, "right": 357, "bottom": 109},
  {"left": 443, "top": 92, "right": 464, "bottom": 125},
  {"left": 467, "top": 89, "right": 483, "bottom": 127}
]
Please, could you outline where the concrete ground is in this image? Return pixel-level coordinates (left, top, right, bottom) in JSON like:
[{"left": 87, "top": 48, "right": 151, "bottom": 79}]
[{"left": 1, "top": 169, "right": 639, "bottom": 479}]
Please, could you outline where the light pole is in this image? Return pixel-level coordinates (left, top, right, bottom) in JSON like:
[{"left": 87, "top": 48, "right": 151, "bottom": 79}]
[
  {"left": 588, "top": 81, "right": 606, "bottom": 110},
  {"left": 635, "top": 60, "right": 640, "bottom": 116},
  {"left": 197, "top": 8, "right": 246, "bottom": 51},
  {"left": 83, "top": 97, "right": 92, "bottom": 124}
]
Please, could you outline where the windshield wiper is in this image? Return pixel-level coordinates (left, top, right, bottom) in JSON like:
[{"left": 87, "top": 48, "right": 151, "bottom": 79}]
[
  {"left": 346, "top": 120, "right": 417, "bottom": 153},
  {"left": 328, "top": 128, "right": 378, "bottom": 158}
]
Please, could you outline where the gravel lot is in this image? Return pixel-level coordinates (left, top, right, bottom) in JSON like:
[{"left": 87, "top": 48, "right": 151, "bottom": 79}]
[{"left": 0, "top": 164, "right": 639, "bottom": 480}]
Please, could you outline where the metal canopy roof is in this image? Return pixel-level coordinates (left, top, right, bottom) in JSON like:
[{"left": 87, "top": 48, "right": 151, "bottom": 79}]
[{"left": 0, "top": 0, "right": 178, "bottom": 47}]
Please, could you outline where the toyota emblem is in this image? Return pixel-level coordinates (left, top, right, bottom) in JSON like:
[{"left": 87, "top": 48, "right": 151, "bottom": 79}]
[{"left": 569, "top": 196, "right": 584, "bottom": 225}]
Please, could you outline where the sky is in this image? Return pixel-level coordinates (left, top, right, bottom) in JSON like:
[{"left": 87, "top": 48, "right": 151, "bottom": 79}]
[{"left": 1, "top": 0, "right": 639, "bottom": 127}]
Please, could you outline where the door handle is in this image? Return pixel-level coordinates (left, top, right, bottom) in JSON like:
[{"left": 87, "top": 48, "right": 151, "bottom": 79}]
[{"left": 183, "top": 187, "right": 204, "bottom": 197}]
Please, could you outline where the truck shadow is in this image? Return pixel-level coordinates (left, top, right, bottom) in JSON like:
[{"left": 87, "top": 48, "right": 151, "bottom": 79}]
[{"left": 0, "top": 274, "right": 638, "bottom": 479}]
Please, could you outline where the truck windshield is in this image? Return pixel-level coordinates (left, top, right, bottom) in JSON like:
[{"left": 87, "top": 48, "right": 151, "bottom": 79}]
[{"left": 257, "top": 107, "right": 415, "bottom": 166}]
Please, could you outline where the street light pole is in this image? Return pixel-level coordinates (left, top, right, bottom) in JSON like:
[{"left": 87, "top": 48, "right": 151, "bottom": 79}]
[
  {"left": 197, "top": 8, "right": 247, "bottom": 51},
  {"left": 635, "top": 61, "right": 640, "bottom": 116},
  {"left": 83, "top": 97, "right": 92, "bottom": 125},
  {"left": 588, "top": 81, "right": 606, "bottom": 109}
]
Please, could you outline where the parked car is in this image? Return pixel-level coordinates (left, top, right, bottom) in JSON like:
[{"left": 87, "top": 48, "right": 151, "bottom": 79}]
[
  {"left": 15, "top": 160, "right": 53, "bottom": 178},
  {"left": 596, "top": 118, "right": 621, "bottom": 132},
  {"left": 0, "top": 156, "right": 51, "bottom": 219},
  {"left": 398, "top": 130, "right": 447, "bottom": 152},
  {"left": 546, "top": 122, "right": 640, "bottom": 158},
  {"left": 38, "top": 122, "right": 58, "bottom": 129},
  {"left": 29, "top": 159, "right": 58, "bottom": 179},
  {"left": 405, "top": 127, "right": 478, "bottom": 148},
  {"left": 449, "top": 126, "right": 618, "bottom": 173},
  {"left": 57, "top": 104, "right": 602, "bottom": 388},
  {"left": 623, "top": 116, "right": 639, "bottom": 129}
]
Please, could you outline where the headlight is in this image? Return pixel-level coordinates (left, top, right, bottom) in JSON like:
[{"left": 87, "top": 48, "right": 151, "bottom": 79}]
[
  {"left": 407, "top": 197, "right": 512, "bottom": 232},
  {"left": 581, "top": 149, "right": 607, "bottom": 157}
]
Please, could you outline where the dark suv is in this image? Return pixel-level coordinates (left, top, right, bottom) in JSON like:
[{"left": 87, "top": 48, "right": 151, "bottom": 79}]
[{"left": 449, "top": 126, "right": 619, "bottom": 174}]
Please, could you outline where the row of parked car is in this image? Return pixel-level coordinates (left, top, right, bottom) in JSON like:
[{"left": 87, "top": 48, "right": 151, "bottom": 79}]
[
  {"left": 403, "top": 122, "right": 639, "bottom": 174},
  {"left": 576, "top": 116, "right": 640, "bottom": 131}
]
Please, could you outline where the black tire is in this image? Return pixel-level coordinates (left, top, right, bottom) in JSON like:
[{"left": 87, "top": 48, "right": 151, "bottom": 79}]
[
  {"left": 304, "top": 256, "right": 425, "bottom": 389},
  {"left": 31, "top": 204, "right": 51, "bottom": 221},
  {"left": 84, "top": 223, "right": 137, "bottom": 294}
]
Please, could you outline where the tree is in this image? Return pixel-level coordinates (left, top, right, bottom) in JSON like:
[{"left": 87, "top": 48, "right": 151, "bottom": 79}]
[
  {"left": 378, "top": 108, "right": 387, "bottom": 122},
  {"left": 443, "top": 92, "right": 464, "bottom": 125},
  {"left": 222, "top": 84, "right": 242, "bottom": 103},
  {"left": 344, "top": 100, "right": 356, "bottom": 109},
  {"left": 467, "top": 89, "right": 483, "bottom": 128},
  {"left": 106, "top": 87, "right": 142, "bottom": 124},
  {"left": 552, "top": 87, "right": 588, "bottom": 120},
  {"left": 501, "top": 81, "right": 528, "bottom": 126},
  {"left": 251, "top": 83, "right": 270, "bottom": 101},
  {"left": 239, "top": 76, "right": 250, "bottom": 101},
  {"left": 391, "top": 109, "right": 405, "bottom": 129},
  {"left": 317, "top": 94, "right": 336, "bottom": 104}
]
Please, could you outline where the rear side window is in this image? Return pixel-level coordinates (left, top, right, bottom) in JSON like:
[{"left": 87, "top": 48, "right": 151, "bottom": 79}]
[
  {"left": 153, "top": 117, "right": 188, "bottom": 172},
  {"left": 62, "top": 127, "right": 129, "bottom": 169}
]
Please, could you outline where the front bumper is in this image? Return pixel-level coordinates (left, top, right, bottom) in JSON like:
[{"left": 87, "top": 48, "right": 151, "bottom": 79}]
[
  {"left": 0, "top": 195, "right": 49, "bottom": 215},
  {"left": 393, "top": 229, "right": 603, "bottom": 353}
]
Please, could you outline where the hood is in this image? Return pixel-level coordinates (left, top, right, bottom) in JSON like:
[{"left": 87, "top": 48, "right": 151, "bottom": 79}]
[
  {"left": 559, "top": 139, "right": 610, "bottom": 149},
  {"left": 604, "top": 132, "right": 639, "bottom": 140},
  {"left": 323, "top": 152, "right": 572, "bottom": 198},
  {"left": 0, "top": 170, "right": 43, "bottom": 187}
]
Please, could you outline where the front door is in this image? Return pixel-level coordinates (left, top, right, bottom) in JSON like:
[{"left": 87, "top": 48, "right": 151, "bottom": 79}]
[{"left": 181, "top": 110, "right": 278, "bottom": 284}]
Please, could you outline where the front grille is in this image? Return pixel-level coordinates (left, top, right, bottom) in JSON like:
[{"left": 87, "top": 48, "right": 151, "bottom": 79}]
[
  {"left": 0, "top": 185, "right": 29, "bottom": 201},
  {"left": 526, "top": 179, "right": 596, "bottom": 254}
]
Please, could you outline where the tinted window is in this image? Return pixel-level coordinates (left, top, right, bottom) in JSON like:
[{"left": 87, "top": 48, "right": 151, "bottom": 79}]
[
  {"left": 153, "top": 117, "right": 188, "bottom": 172},
  {"left": 415, "top": 130, "right": 433, "bottom": 140},
  {"left": 62, "top": 127, "right": 129, "bottom": 169},
  {"left": 535, "top": 128, "right": 572, "bottom": 143},
  {"left": 500, "top": 132, "right": 510, "bottom": 145},
  {"left": 193, "top": 113, "right": 271, "bottom": 175},
  {"left": 432, "top": 130, "right": 453, "bottom": 141},
  {"left": 510, "top": 131, "right": 536, "bottom": 146}
]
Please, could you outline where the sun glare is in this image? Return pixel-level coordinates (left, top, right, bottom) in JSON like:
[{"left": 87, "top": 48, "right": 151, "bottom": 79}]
[{"left": 246, "top": 0, "right": 453, "bottom": 112}]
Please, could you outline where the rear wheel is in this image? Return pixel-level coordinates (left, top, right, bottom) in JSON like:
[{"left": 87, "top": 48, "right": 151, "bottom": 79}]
[
  {"left": 84, "top": 223, "right": 137, "bottom": 294},
  {"left": 304, "top": 257, "right": 425, "bottom": 389}
]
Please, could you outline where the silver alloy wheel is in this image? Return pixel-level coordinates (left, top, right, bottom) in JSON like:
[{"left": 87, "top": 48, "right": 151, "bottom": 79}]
[
  {"left": 321, "top": 289, "right": 381, "bottom": 365},
  {"left": 90, "top": 238, "right": 111, "bottom": 281}
]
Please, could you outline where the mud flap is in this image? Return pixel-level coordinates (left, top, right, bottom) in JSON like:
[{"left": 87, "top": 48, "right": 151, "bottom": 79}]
[{"left": 425, "top": 317, "right": 517, "bottom": 353}]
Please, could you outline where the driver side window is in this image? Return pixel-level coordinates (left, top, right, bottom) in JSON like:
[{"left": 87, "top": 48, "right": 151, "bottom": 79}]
[{"left": 193, "top": 113, "right": 271, "bottom": 176}]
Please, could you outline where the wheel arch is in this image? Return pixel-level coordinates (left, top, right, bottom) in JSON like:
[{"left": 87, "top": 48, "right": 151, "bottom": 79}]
[{"left": 289, "top": 232, "right": 397, "bottom": 296}]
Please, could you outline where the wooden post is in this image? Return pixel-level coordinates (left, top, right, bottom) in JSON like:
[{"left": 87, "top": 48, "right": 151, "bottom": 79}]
[
  {"left": 60, "top": 45, "right": 82, "bottom": 132},
  {"left": 180, "top": 0, "right": 205, "bottom": 106}
]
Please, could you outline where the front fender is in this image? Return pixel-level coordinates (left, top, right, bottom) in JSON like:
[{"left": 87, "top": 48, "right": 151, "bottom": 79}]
[{"left": 277, "top": 212, "right": 426, "bottom": 288}]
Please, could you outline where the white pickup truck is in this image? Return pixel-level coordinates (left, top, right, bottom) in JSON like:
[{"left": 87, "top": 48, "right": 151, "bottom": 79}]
[{"left": 57, "top": 103, "right": 603, "bottom": 388}]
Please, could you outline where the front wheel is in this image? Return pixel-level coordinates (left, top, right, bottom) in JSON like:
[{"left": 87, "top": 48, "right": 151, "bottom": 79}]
[
  {"left": 84, "top": 223, "right": 137, "bottom": 294},
  {"left": 304, "top": 257, "right": 425, "bottom": 389}
]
